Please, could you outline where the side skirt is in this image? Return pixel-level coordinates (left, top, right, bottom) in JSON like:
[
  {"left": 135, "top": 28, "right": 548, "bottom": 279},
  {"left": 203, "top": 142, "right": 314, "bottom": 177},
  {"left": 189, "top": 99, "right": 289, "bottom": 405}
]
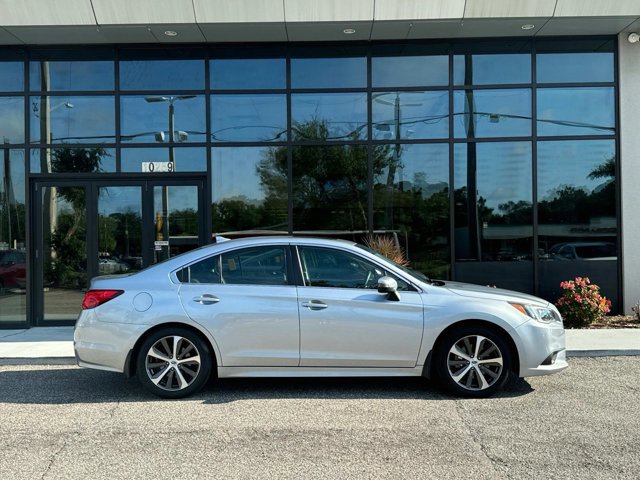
[{"left": 217, "top": 366, "right": 424, "bottom": 378}]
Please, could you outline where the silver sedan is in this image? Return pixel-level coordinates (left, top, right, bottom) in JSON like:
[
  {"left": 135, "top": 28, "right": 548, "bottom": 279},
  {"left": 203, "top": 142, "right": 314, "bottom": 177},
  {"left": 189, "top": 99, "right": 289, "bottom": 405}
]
[{"left": 74, "top": 236, "right": 567, "bottom": 398}]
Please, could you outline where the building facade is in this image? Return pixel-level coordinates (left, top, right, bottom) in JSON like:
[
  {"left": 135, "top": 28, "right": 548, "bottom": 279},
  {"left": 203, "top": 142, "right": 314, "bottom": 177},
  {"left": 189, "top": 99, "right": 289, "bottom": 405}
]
[{"left": 0, "top": 0, "right": 639, "bottom": 327}]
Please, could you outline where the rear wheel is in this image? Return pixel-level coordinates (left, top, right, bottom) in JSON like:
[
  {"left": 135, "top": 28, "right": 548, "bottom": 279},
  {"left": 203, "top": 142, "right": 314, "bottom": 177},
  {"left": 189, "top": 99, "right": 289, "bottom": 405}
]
[
  {"left": 136, "top": 327, "right": 212, "bottom": 399},
  {"left": 435, "top": 326, "right": 512, "bottom": 398}
]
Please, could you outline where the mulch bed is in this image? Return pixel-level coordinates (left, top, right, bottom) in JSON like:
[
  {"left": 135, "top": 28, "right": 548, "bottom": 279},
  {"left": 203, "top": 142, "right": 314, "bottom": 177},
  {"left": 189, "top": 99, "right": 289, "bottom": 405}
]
[{"left": 587, "top": 315, "right": 640, "bottom": 329}]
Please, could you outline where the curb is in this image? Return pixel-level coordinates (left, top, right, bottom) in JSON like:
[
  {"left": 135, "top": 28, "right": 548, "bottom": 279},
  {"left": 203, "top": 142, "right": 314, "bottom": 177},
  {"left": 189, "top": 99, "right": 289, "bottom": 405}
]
[{"left": 0, "top": 357, "right": 77, "bottom": 366}]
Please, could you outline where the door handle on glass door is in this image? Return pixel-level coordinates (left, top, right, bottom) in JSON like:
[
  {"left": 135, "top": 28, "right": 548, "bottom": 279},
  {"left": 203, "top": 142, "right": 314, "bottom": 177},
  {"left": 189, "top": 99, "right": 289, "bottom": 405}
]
[
  {"left": 193, "top": 294, "right": 220, "bottom": 305},
  {"left": 301, "top": 300, "right": 328, "bottom": 310}
]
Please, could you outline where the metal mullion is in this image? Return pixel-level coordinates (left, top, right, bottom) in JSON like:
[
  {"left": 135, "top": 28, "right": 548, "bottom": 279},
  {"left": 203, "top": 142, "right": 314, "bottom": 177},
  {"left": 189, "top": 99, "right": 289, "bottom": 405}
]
[
  {"left": 120, "top": 142, "right": 209, "bottom": 148},
  {"left": 448, "top": 42, "right": 455, "bottom": 281},
  {"left": 286, "top": 52, "right": 293, "bottom": 234},
  {"left": 290, "top": 140, "right": 369, "bottom": 147},
  {"left": 367, "top": 45, "right": 373, "bottom": 234},
  {"left": 208, "top": 141, "right": 287, "bottom": 148},
  {"left": 118, "top": 89, "right": 205, "bottom": 96},
  {"left": 290, "top": 88, "right": 368, "bottom": 94},
  {"left": 536, "top": 82, "right": 615, "bottom": 89},
  {"left": 535, "top": 135, "right": 616, "bottom": 142},
  {"left": 613, "top": 38, "right": 623, "bottom": 312},
  {"left": 115, "top": 48, "right": 121, "bottom": 171},
  {"left": 23, "top": 49, "right": 32, "bottom": 327},
  {"left": 205, "top": 49, "right": 213, "bottom": 243},
  {"left": 28, "top": 90, "right": 114, "bottom": 96},
  {"left": 452, "top": 136, "right": 534, "bottom": 143},
  {"left": 210, "top": 89, "right": 287, "bottom": 95},
  {"left": 451, "top": 83, "right": 532, "bottom": 91},
  {"left": 371, "top": 85, "right": 450, "bottom": 93},
  {"left": 371, "top": 138, "right": 450, "bottom": 145},
  {"left": 532, "top": 41, "right": 539, "bottom": 296}
]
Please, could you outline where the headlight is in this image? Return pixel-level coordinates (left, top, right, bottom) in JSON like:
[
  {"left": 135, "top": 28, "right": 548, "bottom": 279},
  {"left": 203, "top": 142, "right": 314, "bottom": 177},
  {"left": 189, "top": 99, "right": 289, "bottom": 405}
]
[{"left": 509, "top": 303, "right": 562, "bottom": 324}]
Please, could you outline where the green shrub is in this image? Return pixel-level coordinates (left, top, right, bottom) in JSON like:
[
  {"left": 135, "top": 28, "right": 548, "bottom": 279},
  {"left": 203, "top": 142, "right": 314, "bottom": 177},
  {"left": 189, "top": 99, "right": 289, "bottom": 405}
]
[{"left": 555, "top": 277, "right": 611, "bottom": 328}]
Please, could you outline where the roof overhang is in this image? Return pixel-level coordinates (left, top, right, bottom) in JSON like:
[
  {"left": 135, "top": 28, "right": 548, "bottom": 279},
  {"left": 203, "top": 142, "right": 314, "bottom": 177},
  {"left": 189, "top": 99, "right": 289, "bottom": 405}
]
[{"left": 0, "top": 0, "right": 639, "bottom": 45}]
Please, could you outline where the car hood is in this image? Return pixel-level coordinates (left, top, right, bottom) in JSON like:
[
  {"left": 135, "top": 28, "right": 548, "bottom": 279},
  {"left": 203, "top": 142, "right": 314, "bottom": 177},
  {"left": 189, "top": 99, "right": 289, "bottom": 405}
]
[{"left": 441, "top": 281, "right": 549, "bottom": 306}]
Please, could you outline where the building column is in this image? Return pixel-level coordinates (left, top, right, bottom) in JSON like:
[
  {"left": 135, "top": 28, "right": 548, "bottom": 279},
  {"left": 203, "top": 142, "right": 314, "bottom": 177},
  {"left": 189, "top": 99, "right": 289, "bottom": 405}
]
[{"left": 619, "top": 32, "right": 640, "bottom": 314}]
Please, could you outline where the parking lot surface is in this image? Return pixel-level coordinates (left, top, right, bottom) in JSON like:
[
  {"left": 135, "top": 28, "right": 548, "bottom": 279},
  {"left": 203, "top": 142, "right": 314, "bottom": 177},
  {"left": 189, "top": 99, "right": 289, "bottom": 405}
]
[{"left": 0, "top": 357, "right": 638, "bottom": 479}]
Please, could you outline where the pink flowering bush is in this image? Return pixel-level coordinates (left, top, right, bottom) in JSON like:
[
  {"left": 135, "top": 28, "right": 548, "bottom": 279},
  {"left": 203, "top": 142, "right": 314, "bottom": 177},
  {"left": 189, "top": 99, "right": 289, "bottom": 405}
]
[{"left": 555, "top": 277, "right": 611, "bottom": 328}]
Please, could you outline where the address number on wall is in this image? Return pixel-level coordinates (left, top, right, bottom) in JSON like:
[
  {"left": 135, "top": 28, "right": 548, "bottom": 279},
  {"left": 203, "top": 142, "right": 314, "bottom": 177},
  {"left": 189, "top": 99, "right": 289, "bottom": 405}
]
[{"left": 142, "top": 161, "right": 174, "bottom": 173}]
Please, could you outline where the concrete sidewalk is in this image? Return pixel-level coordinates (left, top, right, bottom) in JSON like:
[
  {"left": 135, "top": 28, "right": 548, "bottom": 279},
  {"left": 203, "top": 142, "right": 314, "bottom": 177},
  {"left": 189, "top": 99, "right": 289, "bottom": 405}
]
[{"left": 1, "top": 327, "right": 639, "bottom": 365}]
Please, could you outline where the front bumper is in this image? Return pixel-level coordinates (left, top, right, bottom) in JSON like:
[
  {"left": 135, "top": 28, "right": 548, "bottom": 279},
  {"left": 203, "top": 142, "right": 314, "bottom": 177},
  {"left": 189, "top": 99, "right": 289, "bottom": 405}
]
[
  {"left": 74, "top": 310, "right": 147, "bottom": 373},
  {"left": 516, "top": 319, "right": 568, "bottom": 377}
]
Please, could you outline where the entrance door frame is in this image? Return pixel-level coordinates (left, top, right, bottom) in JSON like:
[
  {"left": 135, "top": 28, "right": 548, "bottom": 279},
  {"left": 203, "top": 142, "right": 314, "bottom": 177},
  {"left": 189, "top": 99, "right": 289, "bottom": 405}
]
[{"left": 30, "top": 175, "right": 208, "bottom": 326}]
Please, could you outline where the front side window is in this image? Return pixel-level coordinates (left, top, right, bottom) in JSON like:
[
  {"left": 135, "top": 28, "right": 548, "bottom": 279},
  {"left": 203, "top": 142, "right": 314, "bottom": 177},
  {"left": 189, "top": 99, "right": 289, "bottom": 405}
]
[{"left": 297, "top": 246, "right": 408, "bottom": 290}]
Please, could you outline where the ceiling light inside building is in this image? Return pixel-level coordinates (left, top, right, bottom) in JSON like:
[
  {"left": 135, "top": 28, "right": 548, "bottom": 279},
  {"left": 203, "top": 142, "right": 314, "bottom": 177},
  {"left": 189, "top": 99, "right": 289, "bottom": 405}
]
[
  {"left": 521, "top": 24, "right": 535, "bottom": 30},
  {"left": 164, "top": 31, "right": 178, "bottom": 37},
  {"left": 343, "top": 28, "right": 356, "bottom": 35}
]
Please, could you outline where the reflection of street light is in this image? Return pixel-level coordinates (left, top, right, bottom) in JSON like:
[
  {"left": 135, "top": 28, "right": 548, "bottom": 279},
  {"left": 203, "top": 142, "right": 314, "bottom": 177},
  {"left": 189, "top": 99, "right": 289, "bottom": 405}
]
[
  {"left": 373, "top": 93, "right": 422, "bottom": 228},
  {"left": 143, "top": 95, "right": 195, "bottom": 261}
]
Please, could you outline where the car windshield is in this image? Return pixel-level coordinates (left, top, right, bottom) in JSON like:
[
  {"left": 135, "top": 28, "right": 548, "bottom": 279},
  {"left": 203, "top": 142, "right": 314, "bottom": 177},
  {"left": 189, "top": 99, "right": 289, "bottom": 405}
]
[{"left": 355, "top": 244, "right": 431, "bottom": 283}]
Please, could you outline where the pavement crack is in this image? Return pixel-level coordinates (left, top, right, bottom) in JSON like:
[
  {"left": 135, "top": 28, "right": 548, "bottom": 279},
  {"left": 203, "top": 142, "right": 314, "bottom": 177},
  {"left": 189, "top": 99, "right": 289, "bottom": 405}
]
[
  {"left": 454, "top": 400, "right": 509, "bottom": 478},
  {"left": 41, "top": 437, "right": 68, "bottom": 479},
  {"left": 0, "top": 329, "right": 28, "bottom": 340}
]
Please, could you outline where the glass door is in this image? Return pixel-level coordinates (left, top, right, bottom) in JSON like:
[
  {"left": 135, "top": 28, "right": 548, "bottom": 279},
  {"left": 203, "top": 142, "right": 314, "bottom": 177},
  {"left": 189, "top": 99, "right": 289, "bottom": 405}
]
[
  {"left": 32, "top": 178, "right": 207, "bottom": 324},
  {"left": 35, "top": 183, "right": 89, "bottom": 322}
]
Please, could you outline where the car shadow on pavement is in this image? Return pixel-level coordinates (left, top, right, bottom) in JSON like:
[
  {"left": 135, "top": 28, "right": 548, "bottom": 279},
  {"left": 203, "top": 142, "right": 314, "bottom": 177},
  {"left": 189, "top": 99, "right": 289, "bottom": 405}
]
[{"left": 0, "top": 366, "right": 533, "bottom": 404}]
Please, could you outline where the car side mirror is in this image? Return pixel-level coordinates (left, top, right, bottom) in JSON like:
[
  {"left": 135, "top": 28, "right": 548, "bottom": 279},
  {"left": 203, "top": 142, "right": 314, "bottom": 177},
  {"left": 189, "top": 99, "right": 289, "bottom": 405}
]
[{"left": 377, "top": 276, "right": 400, "bottom": 302}]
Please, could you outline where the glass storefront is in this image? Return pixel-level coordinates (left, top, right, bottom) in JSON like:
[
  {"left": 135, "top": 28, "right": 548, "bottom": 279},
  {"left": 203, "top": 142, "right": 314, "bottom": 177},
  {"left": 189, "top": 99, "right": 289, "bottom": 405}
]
[{"left": 0, "top": 38, "right": 620, "bottom": 325}]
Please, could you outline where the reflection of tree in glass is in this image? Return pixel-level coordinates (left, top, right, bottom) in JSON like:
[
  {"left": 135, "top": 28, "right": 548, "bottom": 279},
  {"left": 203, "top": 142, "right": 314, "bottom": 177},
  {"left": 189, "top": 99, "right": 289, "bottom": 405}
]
[
  {"left": 539, "top": 155, "right": 616, "bottom": 224},
  {"left": 258, "top": 119, "right": 389, "bottom": 232}
]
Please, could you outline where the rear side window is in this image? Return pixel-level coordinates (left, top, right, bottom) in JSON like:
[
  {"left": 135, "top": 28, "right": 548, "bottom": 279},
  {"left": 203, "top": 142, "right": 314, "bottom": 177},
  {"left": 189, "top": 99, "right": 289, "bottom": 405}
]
[{"left": 177, "top": 256, "right": 222, "bottom": 284}]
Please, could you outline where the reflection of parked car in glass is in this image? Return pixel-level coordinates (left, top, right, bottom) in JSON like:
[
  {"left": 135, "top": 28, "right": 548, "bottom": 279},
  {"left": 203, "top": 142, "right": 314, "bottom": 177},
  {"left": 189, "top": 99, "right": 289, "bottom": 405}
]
[
  {"left": 0, "top": 250, "right": 27, "bottom": 289},
  {"left": 98, "top": 256, "right": 130, "bottom": 274},
  {"left": 552, "top": 242, "right": 616, "bottom": 261}
]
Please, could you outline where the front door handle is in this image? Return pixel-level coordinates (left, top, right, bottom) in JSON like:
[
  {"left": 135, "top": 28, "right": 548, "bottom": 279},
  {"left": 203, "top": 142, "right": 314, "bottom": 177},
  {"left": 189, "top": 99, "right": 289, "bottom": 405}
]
[
  {"left": 193, "top": 294, "right": 220, "bottom": 305},
  {"left": 301, "top": 300, "right": 328, "bottom": 310}
]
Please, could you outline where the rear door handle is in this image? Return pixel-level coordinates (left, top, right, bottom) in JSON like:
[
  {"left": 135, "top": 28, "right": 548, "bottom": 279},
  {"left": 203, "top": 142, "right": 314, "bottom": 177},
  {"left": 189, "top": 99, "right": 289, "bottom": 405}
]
[
  {"left": 301, "top": 300, "right": 328, "bottom": 310},
  {"left": 193, "top": 294, "right": 220, "bottom": 305}
]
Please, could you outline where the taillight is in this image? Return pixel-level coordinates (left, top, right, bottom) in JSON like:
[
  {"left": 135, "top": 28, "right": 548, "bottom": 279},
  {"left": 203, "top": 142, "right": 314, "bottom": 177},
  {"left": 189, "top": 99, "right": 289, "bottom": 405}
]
[{"left": 82, "top": 290, "right": 124, "bottom": 309}]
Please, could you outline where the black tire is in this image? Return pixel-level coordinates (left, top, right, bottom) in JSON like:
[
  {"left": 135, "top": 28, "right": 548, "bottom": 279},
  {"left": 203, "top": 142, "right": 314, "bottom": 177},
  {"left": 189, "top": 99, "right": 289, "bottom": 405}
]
[
  {"left": 434, "top": 325, "right": 513, "bottom": 398},
  {"left": 136, "top": 327, "right": 212, "bottom": 399}
]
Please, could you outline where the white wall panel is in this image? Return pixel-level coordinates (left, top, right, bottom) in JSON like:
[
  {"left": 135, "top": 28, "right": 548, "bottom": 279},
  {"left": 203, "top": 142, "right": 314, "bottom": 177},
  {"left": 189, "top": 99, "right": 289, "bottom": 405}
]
[
  {"left": 374, "top": 0, "right": 464, "bottom": 21},
  {"left": 0, "top": 0, "right": 96, "bottom": 26},
  {"left": 92, "top": 0, "right": 196, "bottom": 25},
  {"left": 284, "top": 0, "right": 373, "bottom": 22},
  {"left": 619, "top": 32, "right": 640, "bottom": 314},
  {"left": 555, "top": 1, "right": 640, "bottom": 17},
  {"left": 463, "top": 0, "right": 556, "bottom": 18},
  {"left": 194, "top": 0, "right": 285, "bottom": 23}
]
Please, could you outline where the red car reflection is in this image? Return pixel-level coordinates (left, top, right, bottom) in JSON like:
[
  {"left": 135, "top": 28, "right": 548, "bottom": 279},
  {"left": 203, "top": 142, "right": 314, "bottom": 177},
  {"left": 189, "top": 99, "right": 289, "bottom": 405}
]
[{"left": 0, "top": 250, "right": 26, "bottom": 290}]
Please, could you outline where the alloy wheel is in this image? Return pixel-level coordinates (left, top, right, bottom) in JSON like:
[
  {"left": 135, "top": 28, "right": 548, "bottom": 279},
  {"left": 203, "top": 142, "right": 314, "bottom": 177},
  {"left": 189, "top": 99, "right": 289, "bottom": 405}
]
[
  {"left": 447, "top": 335, "right": 503, "bottom": 391},
  {"left": 145, "top": 335, "right": 202, "bottom": 391}
]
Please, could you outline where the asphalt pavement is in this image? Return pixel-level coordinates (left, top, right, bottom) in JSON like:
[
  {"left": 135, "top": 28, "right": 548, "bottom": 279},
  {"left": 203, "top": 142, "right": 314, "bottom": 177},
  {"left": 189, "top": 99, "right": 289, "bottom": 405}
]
[{"left": 0, "top": 357, "right": 638, "bottom": 479}]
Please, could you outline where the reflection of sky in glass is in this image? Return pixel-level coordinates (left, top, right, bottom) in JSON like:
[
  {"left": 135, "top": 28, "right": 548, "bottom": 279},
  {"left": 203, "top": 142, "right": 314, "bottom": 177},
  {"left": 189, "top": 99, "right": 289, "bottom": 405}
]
[
  {"left": 121, "top": 147, "right": 206, "bottom": 172},
  {"left": 291, "top": 57, "right": 366, "bottom": 89},
  {"left": 455, "top": 142, "right": 532, "bottom": 210},
  {"left": 29, "top": 96, "right": 115, "bottom": 144},
  {"left": 375, "top": 143, "right": 449, "bottom": 195},
  {"left": 98, "top": 186, "right": 142, "bottom": 216},
  {"left": 537, "top": 88, "right": 614, "bottom": 136},
  {"left": 0, "top": 62, "right": 24, "bottom": 92},
  {"left": 454, "top": 89, "right": 531, "bottom": 138},
  {"left": 537, "top": 53, "right": 613, "bottom": 83},
  {"left": 0, "top": 149, "right": 26, "bottom": 203},
  {"left": 120, "top": 95, "right": 206, "bottom": 143},
  {"left": 120, "top": 60, "right": 204, "bottom": 90},
  {"left": 453, "top": 54, "right": 531, "bottom": 85},
  {"left": 211, "top": 58, "right": 285, "bottom": 90},
  {"left": 292, "top": 93, "right": 368, "bottom": 140},
  {"left": 211, "top": 94, "right": 286, "bottom": 142},
  {"left": 537, "top": 140, "right": 615, "bottom": 201},
  {"left": 0, "top": 97, "right": 24, "bottom": 144},
  {"left": 372, "top": 55, "right": 448, "bottom": 87},
  {"left": 30, "top": 61, "right": 114, "bottom": 91},
  {"left": 154, "top": 185, "right": 199, "bottom": 219},
  {"left": 372, "top": 92, "right": 448, "bottom": 140},
  {"left": 212, "top": 147, "right": 268, "bottom": 203}
]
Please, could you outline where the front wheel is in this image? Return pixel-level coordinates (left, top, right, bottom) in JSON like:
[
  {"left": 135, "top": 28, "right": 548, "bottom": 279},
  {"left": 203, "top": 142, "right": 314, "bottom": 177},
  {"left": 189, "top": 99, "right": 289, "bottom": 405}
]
[
  {"left": 434, "top": 326, "right": 513, "bottom": 398},
  {"left": 136, "top": 327, "right": 212, "bottom": 399}
]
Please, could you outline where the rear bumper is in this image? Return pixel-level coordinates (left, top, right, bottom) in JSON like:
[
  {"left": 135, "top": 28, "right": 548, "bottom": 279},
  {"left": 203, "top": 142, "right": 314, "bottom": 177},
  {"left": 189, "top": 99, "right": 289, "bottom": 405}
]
[
  {"left": 516, "top": 319, "right": 568, "bottom": 377},
  {"left": 74, "top": 310, "right": 147, "bottom": 373}
]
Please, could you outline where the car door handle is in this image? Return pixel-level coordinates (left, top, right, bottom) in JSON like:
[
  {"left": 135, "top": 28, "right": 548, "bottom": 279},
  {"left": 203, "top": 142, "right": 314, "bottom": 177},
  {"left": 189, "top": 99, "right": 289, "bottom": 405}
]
[
  {"left": 301, "top": 300, "right": 328, "bottom": 310},
  {"left": 192, "top": 294, "right": 220, "bottom": 305}
]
